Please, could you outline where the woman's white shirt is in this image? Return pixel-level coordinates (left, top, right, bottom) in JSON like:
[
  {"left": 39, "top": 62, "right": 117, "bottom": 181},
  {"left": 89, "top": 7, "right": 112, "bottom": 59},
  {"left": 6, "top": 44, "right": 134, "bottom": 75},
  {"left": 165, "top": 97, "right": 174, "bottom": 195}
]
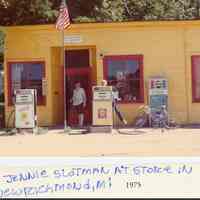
[{"left": 72, "top": 88, "right": 86, "bottom": 106}]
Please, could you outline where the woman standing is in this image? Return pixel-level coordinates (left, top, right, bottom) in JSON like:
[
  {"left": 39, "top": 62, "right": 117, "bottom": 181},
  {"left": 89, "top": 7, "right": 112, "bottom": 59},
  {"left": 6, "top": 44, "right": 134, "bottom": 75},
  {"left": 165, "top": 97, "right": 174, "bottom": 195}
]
[{"left": 71, "top": 82, "right": 87, "bottom": 127}]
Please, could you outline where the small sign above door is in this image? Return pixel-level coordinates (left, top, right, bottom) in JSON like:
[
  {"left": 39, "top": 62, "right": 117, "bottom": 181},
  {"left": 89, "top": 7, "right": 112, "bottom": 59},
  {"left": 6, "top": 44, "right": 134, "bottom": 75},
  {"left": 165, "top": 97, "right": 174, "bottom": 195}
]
[{"left": 64, "top": 35, "right": 83, "bottom": 44}]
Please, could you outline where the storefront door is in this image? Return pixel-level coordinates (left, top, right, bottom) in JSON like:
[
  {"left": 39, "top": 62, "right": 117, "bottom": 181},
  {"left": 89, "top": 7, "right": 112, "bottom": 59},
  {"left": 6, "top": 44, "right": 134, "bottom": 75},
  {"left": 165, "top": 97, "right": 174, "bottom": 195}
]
[
  {"left": 65, "top": 49, "right": 92, "bottom": 127},
  {"left": 66, "top": 68, "right": 92, "bottom": 127}
]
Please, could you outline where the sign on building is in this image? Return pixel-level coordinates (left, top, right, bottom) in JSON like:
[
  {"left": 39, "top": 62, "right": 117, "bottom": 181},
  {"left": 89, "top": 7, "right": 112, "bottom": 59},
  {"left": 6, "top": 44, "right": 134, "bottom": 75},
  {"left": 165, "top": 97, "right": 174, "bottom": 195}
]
[
  {"left": 149, "top": 77, "right": 168, "bottom": 111},
  {"left": 64, "top": 35, "right": 83, "bottom": 44}
]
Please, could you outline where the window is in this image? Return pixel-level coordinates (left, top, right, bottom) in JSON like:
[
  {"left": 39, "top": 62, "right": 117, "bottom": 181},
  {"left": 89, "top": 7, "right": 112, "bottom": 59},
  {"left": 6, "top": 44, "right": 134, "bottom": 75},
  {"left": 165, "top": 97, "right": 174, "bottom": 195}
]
[
  {"left": 8, "top": 61, "right": 46, "bottom": 105},
  {"left": 103, "top": 55, "right": 144, "bottom": 103},
  {"left": 192, "top": 56, "right": 200, "bottom": 102}
]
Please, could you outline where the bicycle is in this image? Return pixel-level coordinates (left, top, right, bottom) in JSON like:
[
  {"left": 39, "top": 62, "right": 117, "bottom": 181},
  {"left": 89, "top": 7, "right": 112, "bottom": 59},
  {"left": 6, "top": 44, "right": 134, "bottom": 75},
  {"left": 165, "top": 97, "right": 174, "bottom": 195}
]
[
  {"left": 150, "top": 106, "right": 169, "bottom": 132},
  {"left": 134, "top": 105, "right": 150, "bottom": 128},
  {"left": 151, "top": 105, "right": 180, "bottom": 132},
  {"left": 134, "top": 105, "right": 179, "bottom": 131}
]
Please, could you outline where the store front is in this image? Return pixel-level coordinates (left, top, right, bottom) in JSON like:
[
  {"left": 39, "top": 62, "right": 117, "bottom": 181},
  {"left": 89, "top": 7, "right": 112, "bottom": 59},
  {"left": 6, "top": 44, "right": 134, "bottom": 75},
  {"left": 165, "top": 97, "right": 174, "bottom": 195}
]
[{"left": 3, "top": 20, "right": 200, "bottom": 127}]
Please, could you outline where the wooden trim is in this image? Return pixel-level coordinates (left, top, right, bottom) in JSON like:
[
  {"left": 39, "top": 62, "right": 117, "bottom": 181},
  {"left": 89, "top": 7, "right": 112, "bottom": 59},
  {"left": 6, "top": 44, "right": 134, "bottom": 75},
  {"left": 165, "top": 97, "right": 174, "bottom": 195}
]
[
  {"left": 191, "top": 55, "right": 200, "bottom": 103},
  {"left": 139, "top": 55, "right": 144, "bottom": 103},
  {"left": 5, "top": 20, "right": 200, "bottom": 32},
  {"left": 7, "top": 61, "right": 46, "bottom": 106},
  {"left": 103, "top": 54, "right": 144, "bottom": 104},
  {"left": 7, "top": 62, "right": 11, "bottom": 107}
]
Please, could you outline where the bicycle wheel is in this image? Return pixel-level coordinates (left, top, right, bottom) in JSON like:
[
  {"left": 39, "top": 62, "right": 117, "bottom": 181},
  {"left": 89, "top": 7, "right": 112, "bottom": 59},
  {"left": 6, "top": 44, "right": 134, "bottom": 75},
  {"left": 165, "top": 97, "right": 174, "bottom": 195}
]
[
  {"left": 134, "top": 115, "right": 148, "bottom": 128},
  {"left": 168, "top": 119, "right": 180, "bottom": 129},
  {"left": 151, "top": 114, "right": 160, "bottom": 128}
]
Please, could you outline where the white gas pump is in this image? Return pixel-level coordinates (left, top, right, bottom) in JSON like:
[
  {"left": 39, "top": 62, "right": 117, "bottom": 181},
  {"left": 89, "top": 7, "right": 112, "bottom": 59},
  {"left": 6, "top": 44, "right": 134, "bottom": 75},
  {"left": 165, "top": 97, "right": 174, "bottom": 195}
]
[
  {"left": 90, "top": 86, "right": 113, "bottom": 133},
  {"left": 15, "top": 89, "right": 37, "bottom": 129}
]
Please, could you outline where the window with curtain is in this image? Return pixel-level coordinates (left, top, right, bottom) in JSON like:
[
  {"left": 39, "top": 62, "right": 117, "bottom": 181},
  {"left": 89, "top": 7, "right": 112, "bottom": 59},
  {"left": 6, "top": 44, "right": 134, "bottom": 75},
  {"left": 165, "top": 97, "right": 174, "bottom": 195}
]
[
  {"left": 103, "top": 55, "right": 144, "bottom": 103},
  {"left": 8, "top": 62, "right": 46, "bottom": 105},
  {"left": 192, "top": 56, "right": 200, "bottom": 102}
]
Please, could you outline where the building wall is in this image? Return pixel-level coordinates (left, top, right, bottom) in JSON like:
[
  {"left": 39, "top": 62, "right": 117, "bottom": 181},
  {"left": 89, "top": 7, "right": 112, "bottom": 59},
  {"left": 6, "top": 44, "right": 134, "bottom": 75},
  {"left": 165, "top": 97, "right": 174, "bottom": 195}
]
[
  {"left": 4, "top": 21, "right": 200, "bottom": 126},
  {"left": 185, "top": 27, "right": 200, "bottom": 123},
  {"left": 94, "top": 27, "right": 187, "bottom": 124},
  {"left": 4, "top": 27, "right": 58, "bottom": 126}
]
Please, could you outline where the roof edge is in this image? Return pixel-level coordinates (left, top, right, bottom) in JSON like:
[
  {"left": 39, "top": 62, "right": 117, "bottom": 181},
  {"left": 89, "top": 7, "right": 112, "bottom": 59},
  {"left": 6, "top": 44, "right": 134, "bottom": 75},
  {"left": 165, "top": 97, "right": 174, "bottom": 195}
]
[{"left": 3, "top": 20, "right": 200, "bottom": 31}]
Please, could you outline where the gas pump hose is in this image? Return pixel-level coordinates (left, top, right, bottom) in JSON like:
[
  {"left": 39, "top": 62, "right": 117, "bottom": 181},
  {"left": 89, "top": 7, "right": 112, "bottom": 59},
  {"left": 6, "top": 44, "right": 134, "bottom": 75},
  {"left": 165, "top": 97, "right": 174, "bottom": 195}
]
[{"left": 6, "top": 108, "right": 15, "bottom": 129}]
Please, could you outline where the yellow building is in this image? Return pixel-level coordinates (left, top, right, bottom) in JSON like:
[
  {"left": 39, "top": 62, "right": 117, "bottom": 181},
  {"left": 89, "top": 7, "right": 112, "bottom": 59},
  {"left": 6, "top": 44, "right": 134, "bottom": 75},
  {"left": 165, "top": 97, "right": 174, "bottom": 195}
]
[{"left": 2, "top": 20, "right": 200, "bottom": 127}]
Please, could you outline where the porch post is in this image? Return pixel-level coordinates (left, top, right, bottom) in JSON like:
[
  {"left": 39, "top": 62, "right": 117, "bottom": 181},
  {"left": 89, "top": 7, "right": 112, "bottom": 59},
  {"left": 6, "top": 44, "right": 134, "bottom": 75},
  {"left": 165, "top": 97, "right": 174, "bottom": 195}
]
[{"left": 62, "top": 30, "right": 70, "bottom": 132}]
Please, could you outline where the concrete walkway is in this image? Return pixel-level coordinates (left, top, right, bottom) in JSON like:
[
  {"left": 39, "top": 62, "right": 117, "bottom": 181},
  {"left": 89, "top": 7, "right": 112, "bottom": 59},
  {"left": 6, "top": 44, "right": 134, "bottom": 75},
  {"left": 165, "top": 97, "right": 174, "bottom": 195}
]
[{"left": 0, "top": 127, "right": 199, "bottom": 156}]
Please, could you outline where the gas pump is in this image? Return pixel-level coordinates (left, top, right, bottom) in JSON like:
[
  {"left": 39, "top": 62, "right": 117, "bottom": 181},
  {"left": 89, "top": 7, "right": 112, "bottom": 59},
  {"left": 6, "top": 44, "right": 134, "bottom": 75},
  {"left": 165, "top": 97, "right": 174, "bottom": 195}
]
[
  {"left": 90, "top": 86, "right": 113, "bottom": 133},
  {"left": 148, "top": 77, "right": 168, "bottom": 126},
  {"left": 15, "top": 89, "right": 37, "bottom": 130}
]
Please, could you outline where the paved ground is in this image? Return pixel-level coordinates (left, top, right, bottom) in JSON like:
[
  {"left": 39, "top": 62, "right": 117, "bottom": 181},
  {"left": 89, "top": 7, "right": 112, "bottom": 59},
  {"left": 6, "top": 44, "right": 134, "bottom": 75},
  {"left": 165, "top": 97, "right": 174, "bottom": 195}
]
[{"left": 0, "top": 128, "right": 199, "bottom": 156}]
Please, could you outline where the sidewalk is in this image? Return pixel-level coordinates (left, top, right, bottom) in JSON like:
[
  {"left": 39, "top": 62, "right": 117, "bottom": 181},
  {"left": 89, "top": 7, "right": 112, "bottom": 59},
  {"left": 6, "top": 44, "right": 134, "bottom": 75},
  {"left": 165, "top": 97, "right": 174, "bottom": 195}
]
[{"left": 0, "top": 127, "right": 199, "bottom": 156}]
